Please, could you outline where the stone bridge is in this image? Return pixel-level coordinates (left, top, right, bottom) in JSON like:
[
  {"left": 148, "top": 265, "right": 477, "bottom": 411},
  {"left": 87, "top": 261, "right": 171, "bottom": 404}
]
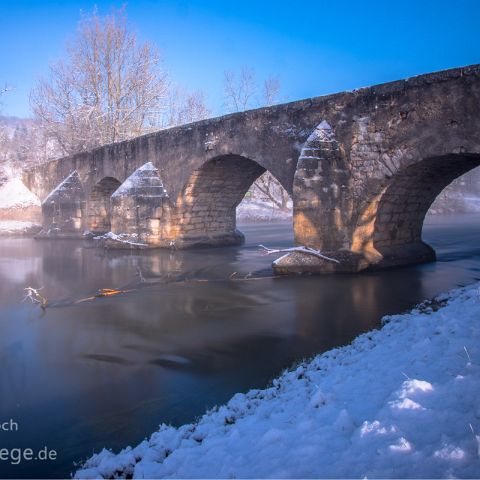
[{"left": 24, "top": 64, "right": 480, "bottom": 273}]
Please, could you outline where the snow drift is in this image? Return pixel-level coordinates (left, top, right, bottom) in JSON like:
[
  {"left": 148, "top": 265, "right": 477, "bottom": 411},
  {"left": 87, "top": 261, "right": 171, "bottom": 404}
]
[
  {"left": 75, "top": 282, "right": 480, "bottom": 479},
  {"left": 0, "top": 177, "right": 42, "bottom": 225},
  {"left": 0, "top": 177, "right": 40, "bottom": 209}
]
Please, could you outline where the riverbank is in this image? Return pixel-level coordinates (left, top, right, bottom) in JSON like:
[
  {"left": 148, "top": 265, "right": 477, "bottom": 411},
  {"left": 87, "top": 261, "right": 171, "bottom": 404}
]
[
  {"left": 75, "top": 281, "right": 480, "bottom": 479},
  {"left": 0, "top": 177, "right": 42, "bottom": 236},
  {"left": 236, "top": 198, "right": 292, "bottom": 222},
  {"left": 0, "top": 220, "right": 41, "bottom": 236}
]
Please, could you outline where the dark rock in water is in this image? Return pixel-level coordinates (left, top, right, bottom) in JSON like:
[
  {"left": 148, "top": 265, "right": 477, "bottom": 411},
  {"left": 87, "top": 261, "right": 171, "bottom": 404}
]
[{"left": 272, "top": 250, "right": 369, "bottom": 275}]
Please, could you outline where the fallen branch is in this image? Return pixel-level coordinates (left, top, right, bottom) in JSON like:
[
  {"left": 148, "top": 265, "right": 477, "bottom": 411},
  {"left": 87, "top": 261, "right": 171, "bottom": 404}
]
[
  {"left": 95, "top": 288, "right": 135, "bottom": 298},
  {"left": 22, "top": 287, "right": 48, "bottom": 309},
  {"left": 74, "top": 288, "right": 136, "bottom": 304},
  {"left": 93, "top": 232, "right": 148, "bottom": 247},
  {"left": 258, "top": 245, "right": 340, "bottom": 264},
  {"left": 21, "top": 271, "right": 287, "bottom": 311},
  {"left": 136, "top": 268, "right": 146, "bottom": 283}
]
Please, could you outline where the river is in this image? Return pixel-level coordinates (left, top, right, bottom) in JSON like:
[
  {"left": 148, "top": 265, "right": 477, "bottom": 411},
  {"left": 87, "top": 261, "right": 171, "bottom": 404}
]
[{"left": 0, "top": 214, "right": 479, "bottom": 478}]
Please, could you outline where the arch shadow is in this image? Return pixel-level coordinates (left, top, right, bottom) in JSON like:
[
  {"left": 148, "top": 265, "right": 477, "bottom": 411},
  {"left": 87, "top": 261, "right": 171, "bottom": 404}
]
[
  {"left": 86, "top": 176, "right": 122, "bottom": 233},
  {"left": 365, "top": 153, "right": 480, "bottom": 268},
  {"left": 172, "top": 154, "right": 291, "bottom": 248}
]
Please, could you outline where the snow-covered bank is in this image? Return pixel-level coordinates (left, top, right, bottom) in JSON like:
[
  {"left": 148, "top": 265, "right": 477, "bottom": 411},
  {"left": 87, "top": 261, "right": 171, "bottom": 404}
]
[
  {"left": 237, "top": 199, "right": 292, "bottom": 223},
  {"left": 0, "top": 177, "right": 42, "bottom": 225},
  {"left": 75, "top": 282, "right": 480, "bottom": 479},
  {"left": 0, "top": 220, "right": 41, "bottom": 236},
  {"left": 0, "top": 177, "right": 40, "bottom": 209}
]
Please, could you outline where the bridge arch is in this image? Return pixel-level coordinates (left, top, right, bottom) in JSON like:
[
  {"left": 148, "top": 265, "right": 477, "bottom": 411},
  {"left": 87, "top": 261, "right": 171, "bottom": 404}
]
[
  {"left": 85, "top": 176, "right": 122, "bottom": 233},
  {"left": 171, "top": 154, "right": 288, "bottom": 247},
  {"left": 352, "top": 152, "right": 480, "bottom": 268}
]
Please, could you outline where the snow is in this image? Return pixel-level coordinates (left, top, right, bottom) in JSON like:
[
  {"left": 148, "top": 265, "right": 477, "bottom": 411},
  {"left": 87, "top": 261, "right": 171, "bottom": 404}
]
[
  {"left": 306, "top": 119, "right": 335, "bottom": 143},
  {"left": 112, "top": 162, "right": 168, "bottom": 198},
  {"left": 259, "top": 244, "right": 340, "bottom": 264},
  {"left": 93, "top": 231, "right": 148, "bottom": 247},
  {"left": 237, "top": 199, "right": 292, "bottom": 222},
  {"left": 297, "top": 120, "right": 336, "bottom": 163},
  {"left": 43, "top": 170, "right": 81, "bottom": 202},
  {"left": 430, "top": 194, "right": 480, "bottom": 215},
  {"left": 74, "top": 281, "right": 480, "bottom": 479},
  {"left": 136, "top": 162, "right": 157, "bottom": 172},
  {"left": 204, "top": 139, "right": 217, "bottom": 150},
  {"left": 0, "top": 220, "right": 41, "bottom": 235},
  {"left": 0, "top": 177, "right": 40, "bottom": 208}
]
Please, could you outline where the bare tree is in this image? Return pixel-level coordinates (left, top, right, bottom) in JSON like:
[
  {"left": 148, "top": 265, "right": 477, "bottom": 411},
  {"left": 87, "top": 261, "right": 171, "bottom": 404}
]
[
  {"left": 30, "top": 7, "right": 169, "bottom": 156},
  {"left": 262, "top": 76, "right": 281, "bottom": 107},
  {"left": 0, "top": 86, "right": 15, "bottom": 182},
  {"left": 0, "top": 126, "right": 8, "bottom": 183},
  {"left": 252, "top": 170, "right": 290, "bottom": 212},
  {"left": 223, "top": 68, "right": 281, "bottom": 112},
  {"left": 166, "top": 87, "right": 211, "bottom": 126},
  {"left": 223, "top": 67, "right": 290, "bottom": 214},
  {"left": 223, "top": 66, "right": 257, "bottom": 113},
  {"left": 0, "top": 117, "right": 53, "bottom": 183}
]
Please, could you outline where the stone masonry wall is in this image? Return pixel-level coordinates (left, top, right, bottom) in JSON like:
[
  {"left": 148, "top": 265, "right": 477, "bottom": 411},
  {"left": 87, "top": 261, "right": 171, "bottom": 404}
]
[
  {"left": 86, "top": 177, "right": 122, "bottom": 233},
  {"left": 169, "top": 155, "right": 266, "bottom": 247}
]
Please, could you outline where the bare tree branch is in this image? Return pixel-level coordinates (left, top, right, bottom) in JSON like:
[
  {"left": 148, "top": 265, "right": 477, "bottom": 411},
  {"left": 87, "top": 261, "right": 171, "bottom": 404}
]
[
  {"left": 167, "top": 86, "right": 211, "bottom": 126},
  {"left": 223, "top": 66, "right": 257, "bottom": 113},
  {"left": 222, "top": 68, "right": 290, "bottom": 213},
  {"left": 30, "top": 7, "right": 169, "bottom": 156},
  {"left": 263, "top": 76, "right": 281, "bottom": 106},
  {"left": 253, "top": 173, "right": 290, "bottom": 211}
]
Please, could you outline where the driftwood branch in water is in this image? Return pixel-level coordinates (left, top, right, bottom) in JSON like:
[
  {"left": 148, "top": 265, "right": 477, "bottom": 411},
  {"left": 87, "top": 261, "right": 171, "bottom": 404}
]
[
  {"left": 74, "top": 288, "right": 135, "bottom": 304},
  {"left": 93, "top": 232, "right": 148, "bottom": 248},
  {"left": 22, "top": 267, "right": 288, "bottom": 311},
  {"left": 22, "top": 287, "right": 48, "bottom": 309},
  {"left": 258, "top": 244, "right": 340, "bottom": 264}
]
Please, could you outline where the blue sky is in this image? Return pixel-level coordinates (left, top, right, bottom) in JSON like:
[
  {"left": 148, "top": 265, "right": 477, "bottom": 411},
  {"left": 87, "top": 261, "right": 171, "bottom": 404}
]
[{"left": 0, "top": 0, "right": 479, "bottom": 118}]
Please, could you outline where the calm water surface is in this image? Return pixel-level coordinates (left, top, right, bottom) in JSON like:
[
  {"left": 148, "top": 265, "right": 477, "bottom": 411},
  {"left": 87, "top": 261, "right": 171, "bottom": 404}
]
[{"left": 1, "top": 214, "right": 480, "bottom": 478}]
